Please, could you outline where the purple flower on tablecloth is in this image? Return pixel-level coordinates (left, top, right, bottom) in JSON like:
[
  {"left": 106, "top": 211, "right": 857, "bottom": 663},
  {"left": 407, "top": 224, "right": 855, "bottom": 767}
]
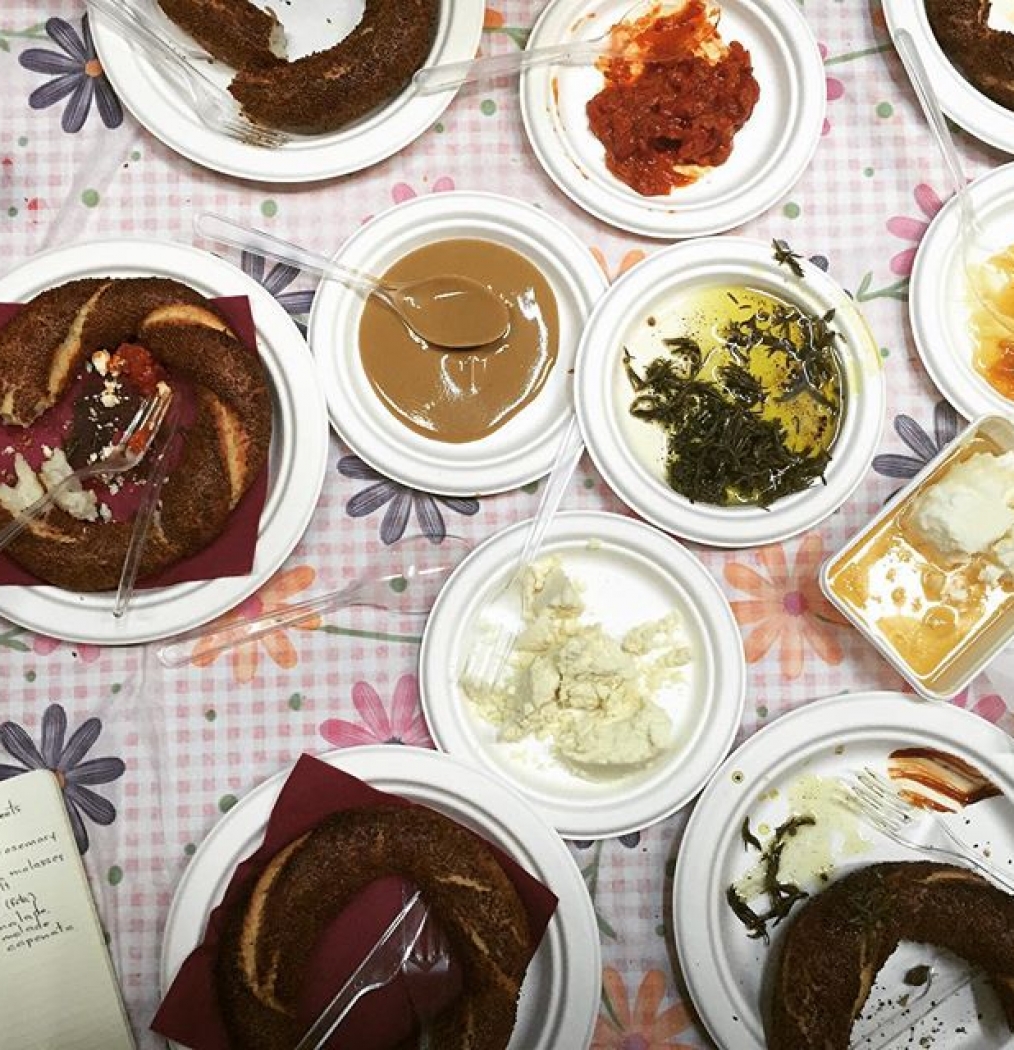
[
  {"left": 887, "top": 184, "right": 945, "bottom": 277},
  {"left": 574, "top": 832, "right": 642, "bottom": 850},
  {"left": 19, "top": 15, "right": 123, "bottom": 134},
  {"left": 320, "top": 675, "right": 433, "bottom": 748},
  {"left": 819, "top": 43, "right": 844, "bottom": 137},
  {"left": 338, "top": 455, "right": 480, "bottom": 545},
  {"left": 872, "top": 401, "right": 963, "bottom": 497},
  {"left": 0, "top": 703, "right": 125, "bottom": 854},
  {"left": 240, "top": 250, "right": 315, "bottom": 335}
]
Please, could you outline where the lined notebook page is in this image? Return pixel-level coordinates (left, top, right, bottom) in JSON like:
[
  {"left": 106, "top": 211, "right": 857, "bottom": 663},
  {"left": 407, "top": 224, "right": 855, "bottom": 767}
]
[{"left": 0, "top": 769, "right": 135, "bottom": 1050}]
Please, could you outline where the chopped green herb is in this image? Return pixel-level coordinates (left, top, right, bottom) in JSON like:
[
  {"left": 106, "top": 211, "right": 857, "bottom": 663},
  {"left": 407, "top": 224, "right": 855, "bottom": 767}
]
[
  {"left": 772, "top": 238, "right": 805, "bottom": 278},
  {"left": 741, "top": 816, "right": 762, "bottom": 852},
  {"left": 725, "top": 813, "right": 816, "bottom": 943}
]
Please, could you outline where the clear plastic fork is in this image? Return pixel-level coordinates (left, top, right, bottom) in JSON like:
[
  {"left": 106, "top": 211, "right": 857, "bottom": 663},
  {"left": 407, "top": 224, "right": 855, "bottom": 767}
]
[
  {"left": 459, "top": 414, "right": 584, "bottom": 698},
  {"left": 845, "top": 767, "right": 1014, "bottom": 893},
  {"left": 113, "top": 399, "right": 181, "bottom": 618},
  {"left": 293, "top": 890, "right": 429, "bottom": 1050},
  {"left": 0, "top": 387, "right": 173, "bottom": 555},
  {"left": 84, "top": 0, "right": 288, "bottom": 149}
]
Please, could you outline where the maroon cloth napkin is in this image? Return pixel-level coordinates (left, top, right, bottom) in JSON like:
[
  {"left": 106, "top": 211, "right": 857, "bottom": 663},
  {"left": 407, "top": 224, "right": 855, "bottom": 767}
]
[
  {"left": 151, "top": 753, "right": 560, "bottom": 1050},
  {"left": 0, "top": 296, "right": 268, "bottom": 589}
]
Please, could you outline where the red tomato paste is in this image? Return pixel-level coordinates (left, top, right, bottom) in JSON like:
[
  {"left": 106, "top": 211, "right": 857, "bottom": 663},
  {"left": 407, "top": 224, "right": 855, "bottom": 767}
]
[{"left": 586, "top": 0, "right": 760, "bottom": 197}]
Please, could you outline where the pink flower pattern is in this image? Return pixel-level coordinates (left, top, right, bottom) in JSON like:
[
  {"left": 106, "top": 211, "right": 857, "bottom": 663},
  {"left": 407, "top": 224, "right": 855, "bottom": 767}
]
[
  {"left": 32, "top": 634, "right": 101, "bottom": 662},
  {"left": 391, "top": 177, "right": 455, "bottom": 204},
  {"left": 819, "top": 43, "right": 844, "bottom": 137},
  {"left": 949, "top": 688, "right": 1008, "bottom": 724},
  {"left": 887, "top": 184, "right": 944, "bottom": 276},
  {"left": 319, "top": 674, "right": 433, "bottom": 748}
]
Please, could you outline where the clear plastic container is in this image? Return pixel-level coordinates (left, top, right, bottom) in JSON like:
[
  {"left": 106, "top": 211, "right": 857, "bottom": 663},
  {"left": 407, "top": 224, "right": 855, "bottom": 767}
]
[{"left": 821, "top": 415, "right": 1014, "bottom": 700}]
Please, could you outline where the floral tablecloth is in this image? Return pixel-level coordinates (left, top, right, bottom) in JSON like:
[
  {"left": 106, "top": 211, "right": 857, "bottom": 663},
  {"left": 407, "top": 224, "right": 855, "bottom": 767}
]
[{"left": 1, "top": 2, "right": 1012, "bottom": 1047}]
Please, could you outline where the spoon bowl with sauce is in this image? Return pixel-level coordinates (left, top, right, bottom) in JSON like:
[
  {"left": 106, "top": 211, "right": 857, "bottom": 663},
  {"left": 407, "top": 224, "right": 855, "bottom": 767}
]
[{"left": 195, "top": 213, "right": 511, "bottom": 349}]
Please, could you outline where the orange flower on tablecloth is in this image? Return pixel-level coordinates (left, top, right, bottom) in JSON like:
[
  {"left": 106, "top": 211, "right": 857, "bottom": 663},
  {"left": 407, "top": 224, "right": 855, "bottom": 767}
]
[
  {"left": 592, "top": 968, "right": 695, "bottom": 1049},
  {"left": 724, "top": 533, "right": 847, "bottom": 679},
  {"left": 190, "top": 566, "right": 320, "bottom": 683},
  {"left": 484, "top": 7, "right": 505, "bottom": 29},
  {"left": 591, "top": 247, "right": 646, "bottom": 283}
]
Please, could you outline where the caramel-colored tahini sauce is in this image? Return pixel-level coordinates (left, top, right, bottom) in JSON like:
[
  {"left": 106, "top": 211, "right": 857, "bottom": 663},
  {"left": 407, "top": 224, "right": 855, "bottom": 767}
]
[{"left": 358, "top": 239, "right": 559, "bottom": 444}]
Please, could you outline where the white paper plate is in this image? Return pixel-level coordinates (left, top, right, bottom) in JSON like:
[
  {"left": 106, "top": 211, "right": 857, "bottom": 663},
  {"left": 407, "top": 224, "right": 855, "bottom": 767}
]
[
  {"left": 160, "top": 745, "right": 601, "bottom": 1050},
  {"left": 519, "top": 0, "right": 825, "bottom": 238},
  {"left": 574, "top": 237, "right": 886, "bottom": 548},
  {"left": 91, "top": 1, "right": 484, "bottom": 183},
  {"left": 419, "top": 510, "right": 746, "bottom": 838},
  {"left": 909, "top": 163, "right": 1014, "bottom": 422},
  {"left": 674, "top": 691, "right": 1014, "bottom": 1050},
  {"left": 882, "top": 0, "right": 1014, "bottom": 155},
  {"left": 0, "top": 239, "right": 328, "bottom": 646},
  {"left": 309, "top": 192, "right": 607, "bottom": 497}
]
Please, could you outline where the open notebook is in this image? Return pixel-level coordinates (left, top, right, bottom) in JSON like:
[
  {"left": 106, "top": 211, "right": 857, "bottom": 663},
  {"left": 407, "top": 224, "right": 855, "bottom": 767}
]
[{"left": 0, "top": 769, "right": 135, "bottom": 1050}]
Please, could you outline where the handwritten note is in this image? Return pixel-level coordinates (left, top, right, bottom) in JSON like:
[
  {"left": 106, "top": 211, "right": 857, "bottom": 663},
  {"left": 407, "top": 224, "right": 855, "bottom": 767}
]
[{"left": 0, "top": 769, "right": 134, "bottom": 1050}]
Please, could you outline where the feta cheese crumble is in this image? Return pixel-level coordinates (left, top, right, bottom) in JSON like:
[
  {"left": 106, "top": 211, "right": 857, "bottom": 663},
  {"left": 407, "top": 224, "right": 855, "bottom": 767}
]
[{"left": 462, "top": 557, "right": 691, "bottom": 778}]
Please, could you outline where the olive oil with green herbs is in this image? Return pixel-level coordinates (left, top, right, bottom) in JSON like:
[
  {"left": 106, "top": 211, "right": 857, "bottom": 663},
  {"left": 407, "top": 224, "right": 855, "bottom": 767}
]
[{"left": 624, "top": 285, "right": 845, "bottom": 507}]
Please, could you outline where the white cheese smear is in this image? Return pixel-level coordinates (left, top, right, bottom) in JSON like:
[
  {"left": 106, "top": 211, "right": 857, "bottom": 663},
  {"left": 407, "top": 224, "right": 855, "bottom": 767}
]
[{"left": 462, "top": 556, "right": 691, "bottom": 778}]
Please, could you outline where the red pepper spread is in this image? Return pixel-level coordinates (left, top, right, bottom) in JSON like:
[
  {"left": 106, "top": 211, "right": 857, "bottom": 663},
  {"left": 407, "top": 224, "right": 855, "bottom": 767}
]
[{"left": 586, "top": 0, "right": 760, "bottom": 197}]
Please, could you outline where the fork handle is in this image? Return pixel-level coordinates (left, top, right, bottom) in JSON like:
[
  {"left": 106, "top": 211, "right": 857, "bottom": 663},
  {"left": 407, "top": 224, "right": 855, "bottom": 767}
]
[
  {"left": 514, "top": 415, "right": 584, "bottom": 582},
  {"left": 86, "top": 0, "right": 210, "bottom": 97},
  {"left": 932, "top": 820, "right": 1014, "bottom": 895},
  {"left": 412, "top": 39, "right": 604, "bottom": 95},
  {"left": 156, "top": 580, "right": 364, "bottom": 668}
]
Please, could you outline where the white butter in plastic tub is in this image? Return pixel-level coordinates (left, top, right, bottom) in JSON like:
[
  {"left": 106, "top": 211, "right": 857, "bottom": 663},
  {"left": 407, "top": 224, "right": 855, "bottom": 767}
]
[{"left": 821, "top": 416, "right": 1014, "bottom": 700}]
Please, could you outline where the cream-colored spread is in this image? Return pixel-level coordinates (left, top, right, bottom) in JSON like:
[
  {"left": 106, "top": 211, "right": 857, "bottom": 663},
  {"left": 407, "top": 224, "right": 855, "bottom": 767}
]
[
  {"left": 462, "top": 557, "right": 690, "bottom": 778},
  {"left": 358, "top": 238, "right": 559, "bottom": 444}
]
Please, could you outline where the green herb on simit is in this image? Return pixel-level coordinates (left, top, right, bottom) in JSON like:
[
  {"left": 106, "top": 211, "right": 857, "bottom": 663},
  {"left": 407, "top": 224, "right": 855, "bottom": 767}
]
[{"left": 623, "top": 285, "right": 844, "bottom": 508}]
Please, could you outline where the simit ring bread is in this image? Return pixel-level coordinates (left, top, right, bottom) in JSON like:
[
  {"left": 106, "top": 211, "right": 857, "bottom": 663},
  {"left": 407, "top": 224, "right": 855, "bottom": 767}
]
[
  {"left": 157, "top": 0, "right": 441, "bottom": 134},
  {"left": 0, "top": 276, "right": 272, "bottom": 592},
  {"left": 216, "top": 804, "right": 532, "bottom": 1050},
  {"left": 767, "top": 860, "right": 1014, "bottom": 1049},
  {"left": 925, "top": 0, "right": 1014, "bottom": 112}
]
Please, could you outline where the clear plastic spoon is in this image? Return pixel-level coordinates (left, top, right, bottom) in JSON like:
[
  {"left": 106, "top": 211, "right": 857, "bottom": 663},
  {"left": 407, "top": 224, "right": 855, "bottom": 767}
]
[
  {"left": 156, "top": 534, "right": 471, "bottom": 668},
  {"left": 195, "top": 213, "right": 510, "bottom": 349},
  {"left": 894, "top": 28, "right": 1014, "bottom": 339}
]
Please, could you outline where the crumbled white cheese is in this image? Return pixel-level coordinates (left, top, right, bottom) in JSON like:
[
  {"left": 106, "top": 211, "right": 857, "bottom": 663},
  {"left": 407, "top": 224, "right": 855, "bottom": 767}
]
[
  {"left": 463, "top": 557, "right": 690, "bottom": 778},
  {"left": 39, "top": 449, "right": 98, "bottom": 522},
  {"left": 91, "top": 349, "right": 110, "bottom": 376},
  {"left": 0, "top": 450, "right": 98, "bottom": 523},
  {"left": 908, "top": 451, "right": 1014, "bottom": 582},
  {"left": 99, "top": 377, "right": 122, "bottom": 408},
  {"left": 0, "top": 453, "right": 45, "bottom": 515}
]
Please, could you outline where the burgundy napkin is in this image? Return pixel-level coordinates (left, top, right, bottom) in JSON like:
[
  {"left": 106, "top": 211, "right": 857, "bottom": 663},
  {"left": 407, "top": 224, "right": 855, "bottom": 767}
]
[
  {"left": 152, "top": 753, "right": 560, "bottom": 1050},
  {"left": 0, "top": 296, "right": 269, "bottom": 589}
]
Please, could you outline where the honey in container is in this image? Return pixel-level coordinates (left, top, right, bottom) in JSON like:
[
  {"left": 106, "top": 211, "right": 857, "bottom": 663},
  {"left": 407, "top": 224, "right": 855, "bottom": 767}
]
[{"left": 822, "top": 417, "right": 1014, "bottom": 698}]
